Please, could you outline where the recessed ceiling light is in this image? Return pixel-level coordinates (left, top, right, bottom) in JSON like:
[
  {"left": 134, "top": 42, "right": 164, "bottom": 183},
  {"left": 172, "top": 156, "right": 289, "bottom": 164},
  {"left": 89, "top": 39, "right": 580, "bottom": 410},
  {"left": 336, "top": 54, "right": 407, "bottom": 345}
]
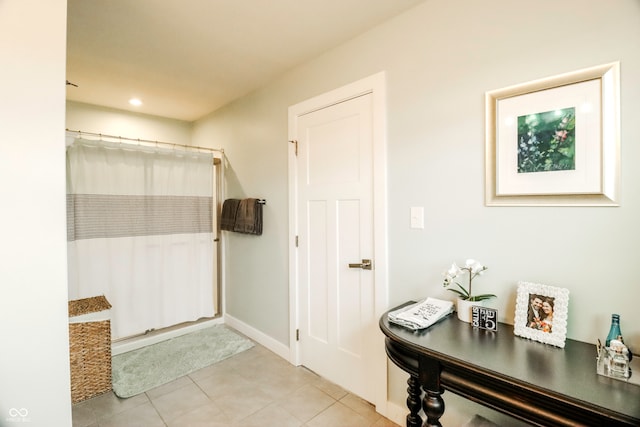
[{"left": 129, "top": 98, "right": 143, "bottom": 106}]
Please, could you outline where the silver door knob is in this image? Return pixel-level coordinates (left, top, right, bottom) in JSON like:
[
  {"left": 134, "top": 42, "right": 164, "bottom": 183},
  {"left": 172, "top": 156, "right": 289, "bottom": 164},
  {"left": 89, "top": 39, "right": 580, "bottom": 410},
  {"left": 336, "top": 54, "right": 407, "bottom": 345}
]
[{"left": 348, "top": 259, "right": 372, "bottom": 270}]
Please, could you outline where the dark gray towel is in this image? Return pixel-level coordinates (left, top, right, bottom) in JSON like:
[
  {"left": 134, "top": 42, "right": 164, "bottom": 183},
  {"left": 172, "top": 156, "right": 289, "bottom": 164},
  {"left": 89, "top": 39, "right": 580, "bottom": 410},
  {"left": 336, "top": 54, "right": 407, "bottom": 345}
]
[
  {"left": 233, "top": 198, "right": 262, "bottom": 235},
  {"left": 220, "top": 199, "right": 240, "bottom": 231}
]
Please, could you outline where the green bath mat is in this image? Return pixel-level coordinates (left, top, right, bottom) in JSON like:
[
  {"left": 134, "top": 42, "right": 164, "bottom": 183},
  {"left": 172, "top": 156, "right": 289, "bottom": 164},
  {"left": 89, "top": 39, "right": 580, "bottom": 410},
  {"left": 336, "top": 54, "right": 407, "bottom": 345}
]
[{"left": 112, "top": 324, "right": 254, "bottom": 398}]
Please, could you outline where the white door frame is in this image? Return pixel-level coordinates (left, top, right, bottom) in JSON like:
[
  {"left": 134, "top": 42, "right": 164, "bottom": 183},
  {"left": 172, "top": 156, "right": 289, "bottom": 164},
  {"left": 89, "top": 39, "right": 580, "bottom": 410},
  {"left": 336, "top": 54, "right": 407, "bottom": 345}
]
[{"left": 287, "top": 72, "right": 389, "bottom": 411}]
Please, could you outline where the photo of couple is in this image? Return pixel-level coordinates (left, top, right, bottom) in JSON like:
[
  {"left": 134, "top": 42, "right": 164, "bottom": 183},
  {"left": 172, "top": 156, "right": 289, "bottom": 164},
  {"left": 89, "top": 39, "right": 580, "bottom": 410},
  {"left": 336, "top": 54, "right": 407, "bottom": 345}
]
[
  {"left": 527, "top": 294, "right": 555, "bottom": 333},
  {"left": 515, "top": 282, "right": 569, "bottom": 347}
]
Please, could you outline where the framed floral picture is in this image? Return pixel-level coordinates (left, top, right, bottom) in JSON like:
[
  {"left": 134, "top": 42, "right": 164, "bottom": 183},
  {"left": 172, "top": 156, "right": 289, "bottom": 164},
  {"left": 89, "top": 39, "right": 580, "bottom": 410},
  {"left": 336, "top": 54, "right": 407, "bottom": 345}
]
[
  {"left": 485, "top": 62, "right": 620, "bottom": 206},
  {"left": 514, "top": 281, "right": 569, "bottom": 348}
]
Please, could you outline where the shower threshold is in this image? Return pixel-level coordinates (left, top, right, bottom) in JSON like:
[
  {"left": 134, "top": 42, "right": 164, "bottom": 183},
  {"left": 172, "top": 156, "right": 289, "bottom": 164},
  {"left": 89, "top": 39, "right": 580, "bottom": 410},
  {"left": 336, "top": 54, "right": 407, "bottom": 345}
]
[{"left": 111, "top": 315, "right": 223, "bottom": 355}]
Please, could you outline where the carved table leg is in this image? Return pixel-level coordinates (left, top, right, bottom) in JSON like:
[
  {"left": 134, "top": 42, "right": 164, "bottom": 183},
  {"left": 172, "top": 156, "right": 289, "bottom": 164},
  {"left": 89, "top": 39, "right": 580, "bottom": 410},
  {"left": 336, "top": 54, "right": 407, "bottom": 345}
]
[
  {"left": 419, "top": 355, "right": 445, "bottom": 427},
  {"left": 422, "top": 388, "right": 445, "bottom": 427},
  {"left": 406, "top": 375, "right": 422, "bottom": 427}
]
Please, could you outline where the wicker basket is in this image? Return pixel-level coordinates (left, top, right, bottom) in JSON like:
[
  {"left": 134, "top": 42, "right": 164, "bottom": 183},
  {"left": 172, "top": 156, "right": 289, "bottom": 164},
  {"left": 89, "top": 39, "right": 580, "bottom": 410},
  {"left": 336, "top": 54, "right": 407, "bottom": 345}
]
[{"left": 68, "top": 295, "right": 112, "bottom": 403}]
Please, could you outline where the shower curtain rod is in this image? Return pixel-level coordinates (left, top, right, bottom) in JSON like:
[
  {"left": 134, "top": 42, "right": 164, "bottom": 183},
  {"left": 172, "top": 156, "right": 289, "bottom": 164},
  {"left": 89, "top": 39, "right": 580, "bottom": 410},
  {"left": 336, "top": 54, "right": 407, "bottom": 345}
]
[{"left": 66, "top": 128, "right": 224, "bottom": 154}]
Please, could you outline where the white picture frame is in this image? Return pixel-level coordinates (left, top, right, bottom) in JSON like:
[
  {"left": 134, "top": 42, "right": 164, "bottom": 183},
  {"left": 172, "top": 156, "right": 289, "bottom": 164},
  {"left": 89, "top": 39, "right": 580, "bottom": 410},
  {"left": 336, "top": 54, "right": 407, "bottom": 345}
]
[
  {"left": 514, "top": 281, "right": 569, "bottom": 348},
  {"left": 485, "top": 62, "right": 620, "bottom": 206}
]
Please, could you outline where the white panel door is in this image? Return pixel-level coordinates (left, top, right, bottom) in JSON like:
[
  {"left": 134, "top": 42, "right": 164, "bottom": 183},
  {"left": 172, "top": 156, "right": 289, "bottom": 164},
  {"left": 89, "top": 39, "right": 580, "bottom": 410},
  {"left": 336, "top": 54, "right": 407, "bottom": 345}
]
[{"left": 296, "top": 93, "right": 375, "bottom": 402}]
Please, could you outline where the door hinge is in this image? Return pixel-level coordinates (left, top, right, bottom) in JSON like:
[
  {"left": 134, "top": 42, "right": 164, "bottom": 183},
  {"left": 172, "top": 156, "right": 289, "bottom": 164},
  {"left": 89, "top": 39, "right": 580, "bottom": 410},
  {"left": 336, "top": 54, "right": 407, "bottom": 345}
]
[
  {"left": 295, "top": 235, "right": 299, "bottom": 247},
  {"left": 289, "top": 140, "right": 298, "bottom": 156},
  {"left": 296, "top": 329, "right": 300, "bottom": 341}
]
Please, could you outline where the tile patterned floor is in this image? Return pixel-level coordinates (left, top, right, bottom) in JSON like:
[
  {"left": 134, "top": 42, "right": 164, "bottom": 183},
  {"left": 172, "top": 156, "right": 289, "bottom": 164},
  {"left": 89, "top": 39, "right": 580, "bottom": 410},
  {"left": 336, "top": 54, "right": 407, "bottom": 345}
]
[{"left": 72, "top": 341, "right": 400, "bottom": 427}]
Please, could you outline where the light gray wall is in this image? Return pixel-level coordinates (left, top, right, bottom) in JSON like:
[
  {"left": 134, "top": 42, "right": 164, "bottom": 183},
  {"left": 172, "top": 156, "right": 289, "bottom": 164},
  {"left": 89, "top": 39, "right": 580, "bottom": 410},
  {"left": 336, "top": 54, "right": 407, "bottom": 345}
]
[
  {"left": 191, "top": 92, "right": 291, "bottom": 344},
  {"left": 66, "top": 101, "right": 193, "bottom": 146},
  {"left": 0, "top": 1, "right": 72, "bottom": 425},
  {"left": 192, "top": 0, "right": 640, "bottom": 417}
]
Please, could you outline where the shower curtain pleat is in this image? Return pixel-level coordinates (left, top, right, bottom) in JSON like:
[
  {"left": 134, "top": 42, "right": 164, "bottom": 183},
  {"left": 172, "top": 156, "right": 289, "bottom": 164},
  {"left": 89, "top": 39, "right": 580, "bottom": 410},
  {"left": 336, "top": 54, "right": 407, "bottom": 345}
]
[{"left": 66, "top": 138, "right": 216, "bottom": 340}]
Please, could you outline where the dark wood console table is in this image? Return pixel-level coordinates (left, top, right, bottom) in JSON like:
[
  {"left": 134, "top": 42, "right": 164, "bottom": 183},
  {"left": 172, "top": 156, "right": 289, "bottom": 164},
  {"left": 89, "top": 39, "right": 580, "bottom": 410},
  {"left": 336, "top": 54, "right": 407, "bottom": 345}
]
[{"left": 380, "top": 302, "right": 640, "bottom": 427}]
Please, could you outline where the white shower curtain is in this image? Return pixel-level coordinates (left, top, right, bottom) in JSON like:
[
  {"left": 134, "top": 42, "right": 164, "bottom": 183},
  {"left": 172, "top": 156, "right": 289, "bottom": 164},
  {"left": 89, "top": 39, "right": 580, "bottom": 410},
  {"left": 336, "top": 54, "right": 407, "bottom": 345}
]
[{"left": 66, "top": 138, "right": 216, "bottom": 340}]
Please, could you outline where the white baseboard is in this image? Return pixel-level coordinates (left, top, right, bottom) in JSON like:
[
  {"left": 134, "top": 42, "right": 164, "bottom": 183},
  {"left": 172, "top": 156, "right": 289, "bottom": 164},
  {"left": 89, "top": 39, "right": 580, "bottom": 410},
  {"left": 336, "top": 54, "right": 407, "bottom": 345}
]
[
  {"left": 382, "top": 401, "right": 408, "bottom": 426},
  {"left": 224, "top": 313, "right": 290, "bottom": 361},
  {"left": 111, "top": 317, "right": 224, "bottom": 355}
]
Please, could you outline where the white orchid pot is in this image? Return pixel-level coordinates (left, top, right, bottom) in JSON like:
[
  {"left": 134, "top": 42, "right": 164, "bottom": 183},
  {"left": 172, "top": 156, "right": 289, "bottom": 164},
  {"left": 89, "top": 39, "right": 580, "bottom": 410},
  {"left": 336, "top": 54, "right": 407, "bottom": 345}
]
[{"left": 456, "top": 298, "right": 484, "bottom": 323}]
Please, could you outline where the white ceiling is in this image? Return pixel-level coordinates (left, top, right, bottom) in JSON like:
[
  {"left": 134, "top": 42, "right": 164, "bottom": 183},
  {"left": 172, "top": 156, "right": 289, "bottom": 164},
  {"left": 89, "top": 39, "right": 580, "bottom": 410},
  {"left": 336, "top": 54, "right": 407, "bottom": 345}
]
[{"left": 66, "top": 0, "right": 425, "bottom": 122}]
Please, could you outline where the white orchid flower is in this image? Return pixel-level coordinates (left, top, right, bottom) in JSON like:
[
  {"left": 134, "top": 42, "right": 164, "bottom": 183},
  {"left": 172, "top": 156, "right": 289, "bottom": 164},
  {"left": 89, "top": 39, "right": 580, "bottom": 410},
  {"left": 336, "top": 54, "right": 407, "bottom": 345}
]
[
  {"left": 442, "top": 258, "right": 494, "bottom": 301},
  {"left": 442, "top": 263, "right": 462, "bottom": 288},
  {"left": 466, "top": 259, "right": 485, "bottom": 274},
  {"left": 447, "top": 263, "right": 461, "bottom": 278}
]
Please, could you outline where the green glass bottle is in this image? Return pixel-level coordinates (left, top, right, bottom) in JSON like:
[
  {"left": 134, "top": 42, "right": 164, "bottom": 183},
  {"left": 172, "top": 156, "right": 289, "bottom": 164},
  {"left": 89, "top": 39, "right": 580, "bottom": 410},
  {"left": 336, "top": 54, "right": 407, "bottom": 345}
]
[{"left": 605, "top": 314, "right": 622, "bottom": 347}]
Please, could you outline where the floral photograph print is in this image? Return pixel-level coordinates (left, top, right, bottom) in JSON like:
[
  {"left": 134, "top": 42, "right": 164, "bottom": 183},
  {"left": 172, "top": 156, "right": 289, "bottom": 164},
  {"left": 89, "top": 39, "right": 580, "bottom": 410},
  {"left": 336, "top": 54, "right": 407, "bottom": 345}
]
[
  {"left": 485, "top": 62, "right": 620, "bottom": 206},
  {"left": 517, "top": 107, "right": 575, "bottom": 173},
  {"left": 514, "top": 281, "right": 569, "bottom": 348}
]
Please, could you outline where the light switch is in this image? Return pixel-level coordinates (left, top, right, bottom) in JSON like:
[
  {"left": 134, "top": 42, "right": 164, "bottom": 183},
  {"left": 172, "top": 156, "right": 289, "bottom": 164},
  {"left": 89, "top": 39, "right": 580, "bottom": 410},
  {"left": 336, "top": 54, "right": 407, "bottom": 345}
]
[{"left": 410, "top": 207, "right": 424, "bottom": 229}]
